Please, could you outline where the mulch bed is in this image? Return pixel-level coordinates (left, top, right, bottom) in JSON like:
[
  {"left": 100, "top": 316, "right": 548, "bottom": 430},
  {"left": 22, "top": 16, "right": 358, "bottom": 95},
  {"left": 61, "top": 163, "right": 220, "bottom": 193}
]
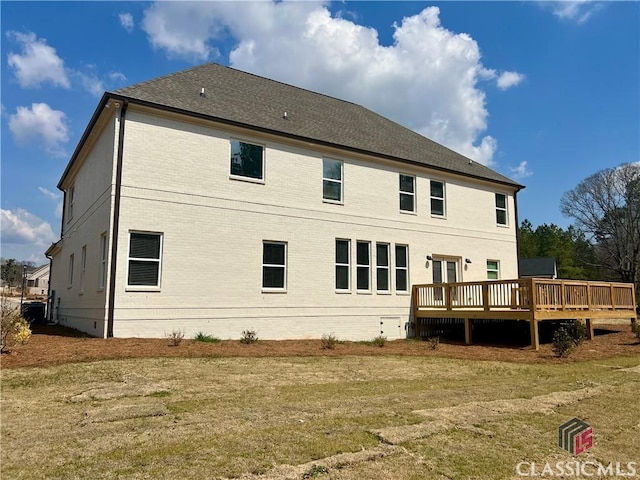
[{"left": 1, "top": 323, "right": 639, "bottom": 369}]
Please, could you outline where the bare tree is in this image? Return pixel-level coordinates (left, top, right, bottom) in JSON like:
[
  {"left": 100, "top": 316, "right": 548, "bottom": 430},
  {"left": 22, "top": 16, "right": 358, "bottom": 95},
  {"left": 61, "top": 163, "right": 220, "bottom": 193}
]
[{"left": 560, "top": 163, "right": 640, "bottom": 287}]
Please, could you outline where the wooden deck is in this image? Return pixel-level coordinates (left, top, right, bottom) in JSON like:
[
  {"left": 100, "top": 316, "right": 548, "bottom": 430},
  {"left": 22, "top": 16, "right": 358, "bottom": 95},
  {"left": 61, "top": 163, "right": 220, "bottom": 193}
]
[{"left": 412, "top": 278, "right": 637, "bottom": 350}]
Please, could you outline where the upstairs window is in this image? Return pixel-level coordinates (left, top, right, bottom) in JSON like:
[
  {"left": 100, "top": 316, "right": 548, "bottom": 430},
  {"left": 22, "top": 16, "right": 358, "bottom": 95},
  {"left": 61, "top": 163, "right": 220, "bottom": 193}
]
[
  {"left": 323, "top": 159, "right": 343, "bottom": 202},
  {"left": 430, "top": 180, "right": 445, "bottom": 216},
  {"left": 399, "top": 174, "right": 415, "bottom": 212},
  {"left": 230, "top": 139, "right": 264, "bottom": 180},
  {"left": 128, "top": 232, "right": 163, "bottom": 287},
  {"left": 262, "top": 241, "right": 287, "bottom": 290},
  {"left": 495, "top": 193, "right": 507, "bottom": 225},
  {"left": 487, "top": 260, "right": 500, "bottom": 280},
  {"left": 67, "top": 185, "right": 75, "bottom": 221}
]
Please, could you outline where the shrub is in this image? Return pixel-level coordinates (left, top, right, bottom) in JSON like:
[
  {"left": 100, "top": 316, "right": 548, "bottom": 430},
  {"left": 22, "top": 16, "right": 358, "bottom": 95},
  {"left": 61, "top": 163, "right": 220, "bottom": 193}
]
[
  {"left": 240, "top": 329, "right": 258, "bottom": 344},
  {"left": 632, "top": 318, "right": 640, "bottom": 340},
  {"left": 371, "top": 335, "right": 387, "bottom": 348},
  {"left": 303, "top": 464, "right": 328, "bottom": 478},
  {"left": 321, "top": 332, "right": 337, "bottom": 350},
  {"left": 562, "top": 320, "right": 587, "bottom": 346},
  {"left": 194, "top": 332, "right": 221, "bottom": 343},
  {"left": 1, "top": 298, "right": 31, "bottom": 353},
  {"left": 165, "top": 329, "right": 185, "bottom": 347},
  {"left": 427, "top": 336, "right": 440, "bottom": 350},
  {"left": 552, "top": 327, "right": 574, "bottom": 358}
]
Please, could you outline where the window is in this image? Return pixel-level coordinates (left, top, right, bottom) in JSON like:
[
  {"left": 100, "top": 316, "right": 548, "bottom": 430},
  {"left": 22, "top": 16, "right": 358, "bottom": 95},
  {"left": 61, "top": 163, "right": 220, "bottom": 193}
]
[
  {"left": 376, "top": 243, "right": 390, "bottom": 292},
  {"left": 80, "top": 245, "right": 87, "bottom": 293},
  {"left": 335, "top": 239, "right": 350, "bottom": 291},
  {"left": 67, "top": 185, "right": 75, "bottom": 221},
  {"left": 68, "top": 253, "right": 74, "bottom": 287},
  {"left": 98, "top": 233, "right": 107, "bottom": 290},
  {"left": 323, "top": 158, "right": 343, "bottom": 202},
  {"left": 430, "top": 180, "right": 445, "bottom": 216},
  {"left": 487, "top": 260, "right": 500, "bottom": 280},
  {"left": 262, "top": 242, "right": 286, "bottom": 290},
  {"left": 230, "top": 139, "right": 264, "bottom": 180},
  {"left": 127, "top": 232, "right": 162, "bottom": 287},
  {"left": 356, "top": 241, "right": 370, "bottom": 291},
  {"left": 399, "top": 174, "right": 415, "bottom": 212},
  {"left": 395, "top": 245, "right": 409, "bottom": 292},
  {"left": 495, "top": 193, "right": 507, "bottom": 225}
]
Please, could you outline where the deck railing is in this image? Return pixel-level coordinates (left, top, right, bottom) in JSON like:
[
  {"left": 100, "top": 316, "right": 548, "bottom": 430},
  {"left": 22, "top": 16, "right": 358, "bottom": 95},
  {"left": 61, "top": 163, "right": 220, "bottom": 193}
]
[{"left": 413, "top": 278, "right": 636, "bottom": 313}]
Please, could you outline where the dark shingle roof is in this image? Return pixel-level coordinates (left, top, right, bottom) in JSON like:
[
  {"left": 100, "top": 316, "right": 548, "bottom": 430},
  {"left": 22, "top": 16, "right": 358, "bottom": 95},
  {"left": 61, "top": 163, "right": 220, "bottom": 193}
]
[{"left": 113, "top": 63, "right": 522, "bottom": 188}]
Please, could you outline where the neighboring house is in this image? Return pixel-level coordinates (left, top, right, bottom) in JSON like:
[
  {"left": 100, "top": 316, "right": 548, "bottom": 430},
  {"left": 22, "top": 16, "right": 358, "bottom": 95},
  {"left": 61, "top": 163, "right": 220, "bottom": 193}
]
[
  {"left": 25, "top": 264, "right": 50, "bottom": 295},
  {"left": 520, "top": 257, "right": 558, "bottom": 279},
  {"left": 46, "top": 63, "right": 524, "bottom": 340}
]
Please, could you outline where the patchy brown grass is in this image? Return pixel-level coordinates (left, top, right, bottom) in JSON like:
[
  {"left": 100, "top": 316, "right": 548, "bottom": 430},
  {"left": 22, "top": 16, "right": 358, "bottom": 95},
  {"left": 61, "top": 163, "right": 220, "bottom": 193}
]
[{"left": 1, "top": 322, "right": 639, "bottom": 369}]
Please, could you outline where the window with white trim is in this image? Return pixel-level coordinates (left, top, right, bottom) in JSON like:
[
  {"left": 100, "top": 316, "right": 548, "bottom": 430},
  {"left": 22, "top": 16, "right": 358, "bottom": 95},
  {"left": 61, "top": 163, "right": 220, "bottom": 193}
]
[
  {"left": 127, "top": 232, "right": 163, "bottom": 287},
  {"left": 495, "top": 193, "right": 507, "bottom": 225},
  {"left": 262, "top": 241, "right": 286, "bottom": 290},
  {"left": 335, "top": 239, "right": 350, "bottom": 291},
  {"left": 399, "top": 174, "right": 415, "bottom": 212},
  {"left": 80, "top": 245, "right": 87, "bottom": 293},
  {"left": 430, "top": 180, "right": 445, "bottom": 216},
  {"left": 323, "top": 158, "right": 343, "bottom": 202},
  {"left": 487, "top": 260, "right": 500, "bottom": 280},
  {"left": 67, "top": 185, "right": 75, "bottom": 221},
  {"left": 356, "top": 241, "right": 370, "bottom": 291},
  {"left": 230, "top": 139, "right": 264, "bottom": 180},
  {"left": 395, "top": 245, "right": 409, "bottom": 292},
  {"left": 68, "top": 253, "right": 74, "bottom": 287},
  {"left": 376, "top": 243, "right": 390, "bottom": 292},
  {"left": 99, "top": 232, "right": 107, "bottom": 290}
]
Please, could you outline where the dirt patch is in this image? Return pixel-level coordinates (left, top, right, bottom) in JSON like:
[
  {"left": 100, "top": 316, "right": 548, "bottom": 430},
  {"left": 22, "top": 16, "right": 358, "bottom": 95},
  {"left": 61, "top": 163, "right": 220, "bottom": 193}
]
[
  {"left": 1, "top": 323, "right": 638, "bottom": 369},
  {"left": 69, "top": 373, "right": 170, "bottom": 403}
]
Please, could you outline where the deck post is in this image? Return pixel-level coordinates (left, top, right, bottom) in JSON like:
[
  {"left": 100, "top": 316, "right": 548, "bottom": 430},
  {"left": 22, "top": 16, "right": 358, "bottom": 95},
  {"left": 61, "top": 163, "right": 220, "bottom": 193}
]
[
  {"left": 585, "top": 318, "right": 594, "bottom": 340},
  {"left": 464, "top": 318, "right": 473, "bottom": 345},
  {"left": 530, "top": 318, "right": 540, "bottom": 351}
]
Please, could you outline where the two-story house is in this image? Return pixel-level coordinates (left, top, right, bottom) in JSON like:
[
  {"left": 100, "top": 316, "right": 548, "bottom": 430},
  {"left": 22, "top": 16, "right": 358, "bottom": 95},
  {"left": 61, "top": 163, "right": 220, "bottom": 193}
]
[{"left": 46, "top": 63, "right": 524, "bottom": 340}]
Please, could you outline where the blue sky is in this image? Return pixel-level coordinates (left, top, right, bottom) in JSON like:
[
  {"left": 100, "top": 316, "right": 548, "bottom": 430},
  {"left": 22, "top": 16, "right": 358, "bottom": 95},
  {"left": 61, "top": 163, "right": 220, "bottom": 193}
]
[{"left": 1, "top": 1, "right": 639, "bottom": 264}]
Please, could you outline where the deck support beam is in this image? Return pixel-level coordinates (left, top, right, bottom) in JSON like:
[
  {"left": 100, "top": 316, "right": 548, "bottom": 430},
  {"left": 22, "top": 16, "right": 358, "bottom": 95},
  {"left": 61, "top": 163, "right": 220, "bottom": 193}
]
[
  {"left": 585, "top": 318, "right": 594, "bottom": 340},
  {"left": 530, "top": 318, "right": 540, "bottom": 351},
  {"left": 464, "top": 318, "right": 473, "bottom": 345}
]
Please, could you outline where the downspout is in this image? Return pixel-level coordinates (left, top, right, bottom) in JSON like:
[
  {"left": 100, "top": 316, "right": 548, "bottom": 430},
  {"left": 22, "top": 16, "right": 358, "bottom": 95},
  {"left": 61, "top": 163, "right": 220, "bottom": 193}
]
[
  {"left": 514, "top": 188, "right": 522, "bottom": 278},
  {"left": 107, "top": 100, "right": 128, "bottom": 338}
]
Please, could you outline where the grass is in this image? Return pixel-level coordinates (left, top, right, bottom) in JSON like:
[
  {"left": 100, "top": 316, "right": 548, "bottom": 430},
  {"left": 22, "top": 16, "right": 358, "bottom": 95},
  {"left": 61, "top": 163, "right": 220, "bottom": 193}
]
[
  {"left": 2, "top": 354, "right": 639, "bottom": 479},
  {"left": 193, "top": 332, "right": 221, "bottom": 343}
]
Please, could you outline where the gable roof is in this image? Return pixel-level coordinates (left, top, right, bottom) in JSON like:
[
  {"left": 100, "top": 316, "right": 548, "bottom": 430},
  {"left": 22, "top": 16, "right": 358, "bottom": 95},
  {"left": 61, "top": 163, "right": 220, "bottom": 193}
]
[
  {"left": 110, "top": 63, "right": 521, "bottom": 189},
  {"left": 520, "top": 257, "right": 558, "bottom": 278}
]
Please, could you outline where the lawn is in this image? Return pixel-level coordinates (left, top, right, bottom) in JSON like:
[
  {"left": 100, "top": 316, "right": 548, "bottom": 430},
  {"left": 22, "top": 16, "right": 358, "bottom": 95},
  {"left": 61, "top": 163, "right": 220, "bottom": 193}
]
[{"left": 2, "top": 350, "right": 639, "bottom": 479}]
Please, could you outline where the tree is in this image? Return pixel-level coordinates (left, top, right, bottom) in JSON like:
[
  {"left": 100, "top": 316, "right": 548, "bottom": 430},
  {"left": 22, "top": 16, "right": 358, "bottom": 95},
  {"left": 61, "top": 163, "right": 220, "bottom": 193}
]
[
  {"left": 560, "top": 163, "right": 640, "bottom": 287},
  {"left": 0, "top": 259, "right": 36, "bottom": 290}
]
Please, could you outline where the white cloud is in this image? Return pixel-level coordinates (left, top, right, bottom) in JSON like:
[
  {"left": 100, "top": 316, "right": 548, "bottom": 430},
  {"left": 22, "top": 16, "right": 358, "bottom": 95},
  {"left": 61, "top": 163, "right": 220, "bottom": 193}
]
[
  {"left": 142, "top": 3, "right": 525, "bottom": 166},
  {"left": 6, "top": 31, "right": 70, "bottom": 88},
  {"left": 39, "top": 187, "right": 64, "bottom": 219},
  {"left": 543, "top": 1, "right": 604, "bottom": 24},
  {"left": 119, "top": 13, "right": 134, "bottom": 33},
  {"left": 0, "top": 208, "right": 57, "bottom": 247},
  {"left": 8, "top": 103, "right": 69, "bottom": 157},
  {"left": 509, "top": 161, "right": 533, "bottom": 180},
  {"left": 496, "top": 71, "right": 525, "bottom": 90}
]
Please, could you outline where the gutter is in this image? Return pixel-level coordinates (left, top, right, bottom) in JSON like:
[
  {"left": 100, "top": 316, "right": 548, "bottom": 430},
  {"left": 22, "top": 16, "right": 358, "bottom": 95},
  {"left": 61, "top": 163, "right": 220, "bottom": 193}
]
[{"left": 106, "top": 100, "right": 128, "bottom": 338}]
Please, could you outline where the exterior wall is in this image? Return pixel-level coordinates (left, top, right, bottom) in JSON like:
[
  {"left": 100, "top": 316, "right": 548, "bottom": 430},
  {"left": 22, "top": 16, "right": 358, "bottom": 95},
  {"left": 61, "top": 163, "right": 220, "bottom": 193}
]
[
  {"left": 109, "top": 108, "right": 519, "bottom": 340},
  {"left": 48, "top": 112, "right": 119, "bottom": 336}
]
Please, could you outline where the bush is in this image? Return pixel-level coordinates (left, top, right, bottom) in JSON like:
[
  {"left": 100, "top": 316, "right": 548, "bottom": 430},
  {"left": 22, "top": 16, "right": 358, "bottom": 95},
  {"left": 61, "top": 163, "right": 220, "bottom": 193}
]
[
  {"left": 240, "top": 329, "right": 258, "bottom": 344},
  {"left": 1, "top": 298, "right": 31, "bottom": 353},
  {"left": 427, "top": 336, "right": 440, "bottom": 350},
  {"left": 552, "top": 327, "right": 574, "bottom": 358},
  {"left": 321, "top": 332, "right": 337, "bottom": 350},
  {"left": 562, "top": 320, "right": 587, "bottom": 346},
  {"left": 631, "top": 318, "right": 640, "bottom": 340},
  {"left": 303, "top": 464, "right": 328, "bottom": 479},
  {"left": 371, "top": 335, "right": 387, "bottom": 348},
  {"left": 165, "top": 329, "right": 185, "bottom": 347},
  {"left": 194, "top": 332, "right": 220, "bottom": 343}
]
